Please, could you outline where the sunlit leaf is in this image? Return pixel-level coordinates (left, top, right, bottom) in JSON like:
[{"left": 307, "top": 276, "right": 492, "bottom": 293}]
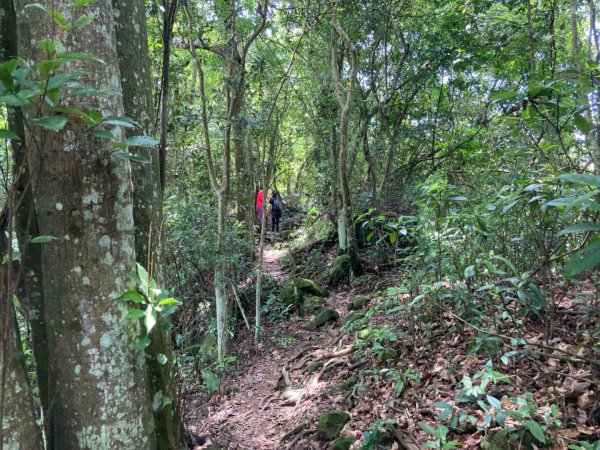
[
  {"left": 30, "top": 235, "right": 59, "bottom": 243},
  {"left": 33, "top": 116, "right": 67, "bottom": 131}
]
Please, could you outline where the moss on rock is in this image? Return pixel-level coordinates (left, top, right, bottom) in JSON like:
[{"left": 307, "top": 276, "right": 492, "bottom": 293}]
[
  {"left": 347, "top": 295, "right": 370, "bottom": 311},
  {"left": 326, "top": 254, "right": 351, "bottom": 286},
  {"left": 316, "top": 410, "right": 350, "bottom": 441},
  {"left": 279, "top": 278, "right": 328, "bottom": 308},
  {"left": 307, "top": 308, "right": 340, "bottom": 331},
  {"left": 329, "top": 435, "right": 356, "bottom": 450}
]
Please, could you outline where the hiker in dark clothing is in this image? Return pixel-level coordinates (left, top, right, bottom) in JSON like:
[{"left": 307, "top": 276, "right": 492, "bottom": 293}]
[{"left": 269, "top": 191, "right": 282, "bottom": 234}]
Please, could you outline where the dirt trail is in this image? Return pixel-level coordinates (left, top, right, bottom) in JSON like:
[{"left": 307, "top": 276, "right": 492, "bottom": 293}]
[{"left": 189, "top": 244, "right": 354, "bottom": 449}]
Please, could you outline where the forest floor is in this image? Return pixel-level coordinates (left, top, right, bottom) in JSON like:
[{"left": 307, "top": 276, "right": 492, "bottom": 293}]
[
  {"left": 187, "top": 233, "right": 600, "bottom": 450},
  {"left": 188, "top": 243, "right": 361, "bottom": 449}
]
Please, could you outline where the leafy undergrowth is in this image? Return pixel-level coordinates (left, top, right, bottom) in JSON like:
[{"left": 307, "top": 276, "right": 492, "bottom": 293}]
[{"left": 186, "top": 230, "right": 599, "bottom": 450}]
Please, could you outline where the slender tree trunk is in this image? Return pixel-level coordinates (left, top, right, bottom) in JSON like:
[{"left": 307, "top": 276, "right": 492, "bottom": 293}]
[
  {"left": 15, "top": 1, "right": 156, "bottom": 447},
  {"left": 0, "top": 0, "right": 50, "bottom": 424},
  {"left": 331, "top": 10, "right": 362, "bottom": 275},
  {"left": 112, "top": 0, "right": 182, "bottom": 447}
]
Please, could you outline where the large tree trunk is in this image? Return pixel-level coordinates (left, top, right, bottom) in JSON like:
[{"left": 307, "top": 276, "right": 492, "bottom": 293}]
[
  {"left": 15, "top": 1, "right": 156, "bottom": 448},
  {"left": 112, "top": 0, "right": 182, "bottom": 447}
]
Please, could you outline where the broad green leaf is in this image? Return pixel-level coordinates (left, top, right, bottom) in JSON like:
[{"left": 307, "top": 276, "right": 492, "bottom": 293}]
[
  {"left": 0, "top": 94, "right": 29, "bottom": 106},
  {"left": 558, "top": 223, "right": 600, "bottom": 236},
  {"left": 558, "top": 173, "right": 600, "bottom": 187},
  {"left": 524, "top": 420, "right": 546, "bottom": 444},
  {"left": 144, "top": 305, "right": 157, "bottom": 333},
  {"left": 50, "top": 10, "right": 68, "bottom": 28},
  {"left": 36, "top": 40, "right": 58, "bottom": 55},
  {"left": 486, "top": 395, "right": 501, "bottom": 409},
  {"left": 123, "top": 135, "right": 158, "bottom": 147},
  {"left": 136, "top": 263, "right": 150, "bottom": 287},
  {"left": 201, "top": 369, "right": 220, "bottom": 392},
  {"left": 0, "top": 129, "right": 21, "bottom": 141},
  {"left": 419, "top": 422, "right": 438, "bottom": 437},
  {"left": 574, "top": 114, "right": 592, "bottom": 135},
  {"left": 433, "top": 402, "right": 454, "bottom": 421},
  {"left": 74, "top": 15, "right": 94, "bottom": 28},
  {"left": 30, "top": 235, "right": 59, "bottom": 243},
  {"left": 91, "top": 130, "right": 114, "bottom": 140},
  {"left": 127, "top": 309, "right": 145, "bottom": 319},
  {"left": 156, "top": 353, "right": 168, "bottom": 365},
  {"left": 389, "top": 232, "right": 397, "bottom": 244},
  {"left": 565, "top": 241, "right": 600, "bottom": 279},
  {"left": 132, "top": 335, "right": 151, "bottom": 351},
  {"left": 116, "top": 291, "right": 146, "bottom": 304},
  {"left": 464, "top": 265, "right": 476, "bottom": 279},
  {"left": 103, "top": 116, "right": 138, "bottom": 128},
  {"left": 47, "top": 70, "right": 85, "bottom": 90},
  {"left": 33, "top": 116, "right": 67, "bottom": 131}
]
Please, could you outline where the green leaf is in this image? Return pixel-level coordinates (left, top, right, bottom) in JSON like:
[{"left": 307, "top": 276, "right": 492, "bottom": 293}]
[
  {"left": 156, "top": 353, "right": 168, "bottom": 365},
  {"left": 558, "top": 173, "right": 600, "bottom": 187},
  {"left": 127, "top": 309, "right": 145, "bottom": 319},
  {"left": 565, "top": 241, "right": 600, "bottom": 279},
  {"left": 201, "top": 369, "right": 220, "bottom": 392},
  {"left": 433, "top": 402, "right": 454, "bottom": 421},
  {"left": 0, "top": 129, "right": 21, "bottom": 141},
  {"left": 116, "top": 291, "right": 146, "bottom": 304},
  {"left": 419, "top": 422, "right": 438, "bottom": 437},
  {"left": 464, "top": 265, "right": 476, "bottom": 279},
  {"left": 112, "top": 151, "right": 150, "bottom": 164},
  {"left": 74, "top": 15, "right": 94, "bottom": 28},
  {"left": 524, "top": 420, "right": 546, "bottom": 444},
  {"left": 30, "top": 235, "right": 59, "bottom": 243},
  {"left": 33, "top": 116, "right": 67, "bottom": 131},
  {"left": 47, "top": 70, "right": 85, "bottom": 90},
  {"left": 486, "top": 395, "right": 501, "bottom": 409},
  {"left": 389, "top": 232, "right": 397, "bottom": 244},
  {"left": 75, "top": 0, "right": 95, "bottom": 7},
  {"left": 136, "top": 263, "right": 150, "bottom": 287},
  {"left": 103, "top": 116, "right": 138, "bottom": 128},
  {"left": 132, "top": 335, "right": 151, "bottom": 351},
  {"left": 123, "top": 135, "right": 158, "bottom": 147},
  {"left": 91, "top": 130, "right": 115, "bottom": 140},
  {"left": 144, "top": 305, "right": 157, "bottom": 333},
  {"left": 574, "top": 113, "right": 592, "bottom": 135},
  {"left": 558, "top": 223, "right": 600, "bottom": 236},
  {"left": 36, "top": 40, "right": 58, "bottom": 55},
  {"left": 50, "top": 9, "right": 69, "bottom": 28},
  {"left": 158, "top": 297, "right": 179, "bottom": 306},
  {"left": 0, "top": 94, "right": 30, "bottom": 106}
]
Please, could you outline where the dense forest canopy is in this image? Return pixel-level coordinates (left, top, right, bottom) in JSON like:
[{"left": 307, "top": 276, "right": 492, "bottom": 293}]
[{"left": 0, "top": 0, "right": 599, "bottom": 449}]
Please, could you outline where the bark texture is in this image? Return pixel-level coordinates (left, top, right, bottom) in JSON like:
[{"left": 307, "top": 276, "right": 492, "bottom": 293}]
[{"left": 15, "top": 2, "right": 156, "bottom": 448}]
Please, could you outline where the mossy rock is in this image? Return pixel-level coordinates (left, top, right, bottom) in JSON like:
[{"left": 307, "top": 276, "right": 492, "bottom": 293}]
[
  {"left": 326, "top": 254, "right": 351, "bottom": 286},
  {"left": 329, "top": 435, "right": 356, "bottom": 450},
  {"left": 343, "top": 311, "right": 366, "bottom": 327},
  {"left": 305, "top": 295, "right": 329, "bottom": 314},
  {"left": 348, "top": 295, "right": 370, "bottom": 311},
  {"left": 339, "top": 375, "right": 358, "bottom": 390},
  {"left": 279, "top": 278, "right": 328, "bottom": 308},
  {"left": 316, "top": 410, "right": 350, "bottom": 441},
  {"left": 307, "top": 308, "right": 339, "bottom": 331},
  {"left": 291, "top": 216, "right": 335, "bottom": 251}
]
